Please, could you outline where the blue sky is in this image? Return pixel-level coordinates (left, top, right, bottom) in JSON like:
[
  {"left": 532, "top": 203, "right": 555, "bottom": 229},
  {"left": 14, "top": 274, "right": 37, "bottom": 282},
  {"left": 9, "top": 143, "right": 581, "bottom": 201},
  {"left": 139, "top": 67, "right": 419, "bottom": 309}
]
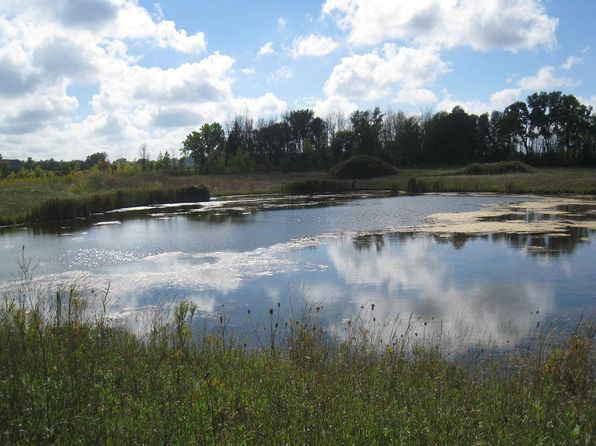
[{"left": 0, "top": 0, "right": 595, "bottom": 160}]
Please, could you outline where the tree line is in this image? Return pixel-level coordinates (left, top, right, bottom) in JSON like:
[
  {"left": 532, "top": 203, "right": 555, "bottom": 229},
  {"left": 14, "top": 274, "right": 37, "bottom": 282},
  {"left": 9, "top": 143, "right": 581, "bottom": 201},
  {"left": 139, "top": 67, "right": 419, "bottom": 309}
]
[
  {"left": 181, "top": 91, "right": 595, "bottom": 172},
  {"left": 1, "top": 90, "right": 594, "bottom": 179}
]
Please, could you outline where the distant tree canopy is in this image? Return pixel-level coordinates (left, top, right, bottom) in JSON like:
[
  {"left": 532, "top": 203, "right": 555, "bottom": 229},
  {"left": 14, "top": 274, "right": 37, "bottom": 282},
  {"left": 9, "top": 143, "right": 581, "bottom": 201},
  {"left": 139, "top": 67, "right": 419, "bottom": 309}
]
[
  {"left": 181, "top": 123, "right": 225, "bottom": 172},
  {"left": 84, "top": 152, "right": 109, "bottom": 170},
  {"left": 178, "top": 91, "right": 595, "bottom": 173},
  {"left": 1, "top": 91, "right": 594, "bottom": 180}
]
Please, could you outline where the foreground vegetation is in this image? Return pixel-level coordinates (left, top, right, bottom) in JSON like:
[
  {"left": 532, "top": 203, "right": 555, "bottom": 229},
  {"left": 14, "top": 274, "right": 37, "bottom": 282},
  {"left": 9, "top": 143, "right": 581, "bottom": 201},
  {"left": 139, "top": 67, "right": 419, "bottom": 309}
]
[{"left": 0, "top": 276, "right": 594, "bottom": 444}]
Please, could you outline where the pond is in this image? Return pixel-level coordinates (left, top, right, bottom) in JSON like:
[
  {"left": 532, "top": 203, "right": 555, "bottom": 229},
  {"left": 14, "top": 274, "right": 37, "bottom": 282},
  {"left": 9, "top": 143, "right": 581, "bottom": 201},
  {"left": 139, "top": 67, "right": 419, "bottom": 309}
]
[{"left": 1, "top": 193, "right": 595, "bottom": 348}]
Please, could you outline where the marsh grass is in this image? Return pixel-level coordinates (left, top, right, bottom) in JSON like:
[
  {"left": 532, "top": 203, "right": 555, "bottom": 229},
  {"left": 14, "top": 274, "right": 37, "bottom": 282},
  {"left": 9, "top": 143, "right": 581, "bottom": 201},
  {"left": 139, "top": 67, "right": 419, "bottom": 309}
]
[
  {"left": 282, "top": 179, "right": 356, "bottom": 195},
  {"left": 0, "top": 184, "right": 210, "bottom": 225},
  {"left": 29, "top": 184, "right": 209, "bottom": 222},
  {"left": 0, "top": 264, "right": 594, "bottom": 444},
  {"left": 456, "top": 161, "right": 534, "bottom": 176},
  {"left": 396, "top": 169, "right": 596, "bottom": 195}
]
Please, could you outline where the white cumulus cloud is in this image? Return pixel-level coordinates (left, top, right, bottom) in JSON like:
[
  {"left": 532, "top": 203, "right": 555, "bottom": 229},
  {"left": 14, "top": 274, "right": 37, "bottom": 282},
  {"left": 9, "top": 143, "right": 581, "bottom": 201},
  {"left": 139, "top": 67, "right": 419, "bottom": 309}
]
[
  {"left": 322, "top": 0, "right": 558, "bottom": 51},
  {"left": 517, "top": 66, "right": 580, "bottom": 90},
  {"left": 290, "top": 34, "right": 338, "bottom": 58},
  {"left": 257, "top": 41, "right": 275, "bottom": 57},
  {"left": 324, "top": 44, "right": 449, "bottom": 102},
  {"left": 313, "top": 95, "right": 358, "bottom": 117},
  {"left": 0, "top": 1, "right": 288, "bottom": 160},
  {"left": 394, "top": 88, "right": 437, "bottom": 106},
  {"left": 268, "top": 66, "right": 294, "bottom": 82},
  {"left": 561, "top": 55, "right": 583, "bottom": 71}
]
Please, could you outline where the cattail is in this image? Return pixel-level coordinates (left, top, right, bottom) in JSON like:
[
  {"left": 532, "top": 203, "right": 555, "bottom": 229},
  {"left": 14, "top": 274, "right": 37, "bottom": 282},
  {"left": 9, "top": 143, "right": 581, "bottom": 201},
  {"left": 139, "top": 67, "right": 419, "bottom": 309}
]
[
  {"left": 371, "top": 304, "right": 375, "bottom": 311},
  {"left": 269, "top": 308, "right": 273, "bottom": 316}
]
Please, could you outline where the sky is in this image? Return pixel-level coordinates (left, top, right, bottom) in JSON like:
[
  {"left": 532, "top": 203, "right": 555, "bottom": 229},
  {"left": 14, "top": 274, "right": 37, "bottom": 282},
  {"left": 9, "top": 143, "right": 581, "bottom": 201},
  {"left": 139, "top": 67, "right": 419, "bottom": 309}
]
[{"left": 1, "top": 0, "right": 595, "bottom": 161}]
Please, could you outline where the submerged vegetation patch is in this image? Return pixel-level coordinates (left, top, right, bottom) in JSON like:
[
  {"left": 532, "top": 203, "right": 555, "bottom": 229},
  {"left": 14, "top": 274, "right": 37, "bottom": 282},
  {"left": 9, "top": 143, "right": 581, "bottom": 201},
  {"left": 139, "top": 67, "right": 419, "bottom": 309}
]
[
  {"left": 330, "top": 155, "right": 398, "bottom": 179},
  {"left": 26, "top": 185, "right": 210, "bottom": 223}
]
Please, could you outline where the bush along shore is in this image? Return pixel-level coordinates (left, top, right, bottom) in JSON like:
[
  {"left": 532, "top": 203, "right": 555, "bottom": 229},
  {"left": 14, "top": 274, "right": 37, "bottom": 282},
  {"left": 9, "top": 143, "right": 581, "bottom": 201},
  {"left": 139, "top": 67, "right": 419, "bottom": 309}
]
[
  {"left": 0, "top": 184, "right": 210, "bottom": 226},
  {"left": 0, "top": 275, "right": 594, "bottom": 445}
]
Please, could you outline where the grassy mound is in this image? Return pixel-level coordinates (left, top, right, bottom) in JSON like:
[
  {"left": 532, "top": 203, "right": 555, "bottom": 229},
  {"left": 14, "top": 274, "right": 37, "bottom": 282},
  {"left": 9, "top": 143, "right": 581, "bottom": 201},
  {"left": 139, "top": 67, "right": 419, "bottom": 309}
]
[
  {"left": 282, "top": 179, "right": 355, "bottom": 195},
  {"left": 330, "top": 155, "right": 398, "bottom": 179},
  {"left": 458, "top": 161, "right": 533, "bottom": 175}
]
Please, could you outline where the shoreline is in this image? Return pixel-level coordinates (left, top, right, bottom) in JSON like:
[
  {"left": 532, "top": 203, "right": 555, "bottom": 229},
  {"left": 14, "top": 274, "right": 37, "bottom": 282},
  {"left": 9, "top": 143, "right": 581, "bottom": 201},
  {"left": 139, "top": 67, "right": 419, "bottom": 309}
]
[{"left": 1, "top": 166, "right": 595, "bottom": 225}]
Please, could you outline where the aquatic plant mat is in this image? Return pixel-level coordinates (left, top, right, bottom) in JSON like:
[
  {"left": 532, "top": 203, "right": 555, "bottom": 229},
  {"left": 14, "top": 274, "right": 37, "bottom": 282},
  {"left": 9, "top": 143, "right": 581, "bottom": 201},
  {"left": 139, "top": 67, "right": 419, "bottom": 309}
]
[
  {"left": 410, "top": 196, "right": 596, "bottom": 236},
  {"left": 0, "top": 281, "right": 593, "bottom": 444}
]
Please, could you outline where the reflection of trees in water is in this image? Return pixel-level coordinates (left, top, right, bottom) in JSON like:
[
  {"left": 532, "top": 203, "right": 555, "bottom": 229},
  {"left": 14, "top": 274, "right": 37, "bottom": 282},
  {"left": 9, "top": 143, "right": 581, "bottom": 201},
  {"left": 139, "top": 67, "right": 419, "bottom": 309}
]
[
  {"left": 362, "top": 227, "right": 592, "bottom": 258},
  {"left": 187, "top": 210, "right": 252, "bottom": 224},
  {"left": 352, "top": 233, "right": 385, "bottom": 252},
  {"left": 491, "top": 228, "right": 591, "bottom": 257}
]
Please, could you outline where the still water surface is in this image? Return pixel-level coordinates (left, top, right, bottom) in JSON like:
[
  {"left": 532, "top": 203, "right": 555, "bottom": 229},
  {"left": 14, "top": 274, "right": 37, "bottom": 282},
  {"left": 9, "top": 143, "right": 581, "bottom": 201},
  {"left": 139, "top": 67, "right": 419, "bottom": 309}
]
[{"left": 1, "top": 194, "right": 594, "bottom": 346}]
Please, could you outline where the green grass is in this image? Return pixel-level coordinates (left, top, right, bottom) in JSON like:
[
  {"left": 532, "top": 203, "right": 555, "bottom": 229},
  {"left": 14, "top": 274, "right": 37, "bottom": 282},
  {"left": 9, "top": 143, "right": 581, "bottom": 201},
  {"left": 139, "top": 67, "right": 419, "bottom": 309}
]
[
  {"left": 394, "top": 169, "right": 596, "bottom": 195},
  {"left": 0, "top": 275, "right": 594, "bottom": 444}
]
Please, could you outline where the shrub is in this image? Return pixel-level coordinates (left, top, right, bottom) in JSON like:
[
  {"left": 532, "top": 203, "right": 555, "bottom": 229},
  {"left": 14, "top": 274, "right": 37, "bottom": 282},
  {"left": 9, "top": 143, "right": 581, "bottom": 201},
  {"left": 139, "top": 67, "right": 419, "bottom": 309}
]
[
  {"left": 406, "top": 177, "right": 428, "bottom": 194},
  {"left": 458, "top": 161, "right": 533, "bottom": 175},
  {"left": 330, "top": 155, "right": 398, "bottom": 179}
]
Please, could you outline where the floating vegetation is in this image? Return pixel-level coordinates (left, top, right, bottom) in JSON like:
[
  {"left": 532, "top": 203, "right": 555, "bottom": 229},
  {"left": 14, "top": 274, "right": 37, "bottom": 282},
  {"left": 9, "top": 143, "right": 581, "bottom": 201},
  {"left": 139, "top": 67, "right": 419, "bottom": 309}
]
[{"left": 417, "top": 197, "right": 596, "bottom": 236}]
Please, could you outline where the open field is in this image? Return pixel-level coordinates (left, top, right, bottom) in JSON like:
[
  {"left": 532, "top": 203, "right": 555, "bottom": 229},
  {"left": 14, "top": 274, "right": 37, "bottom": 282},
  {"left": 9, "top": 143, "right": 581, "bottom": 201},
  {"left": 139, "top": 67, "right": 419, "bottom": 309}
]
[
  {"left": 0, "top": 284, "right": 593, "bottom": 445},
  {"left": 1, "top": 167, "right": 595, "bottom": 224}
]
